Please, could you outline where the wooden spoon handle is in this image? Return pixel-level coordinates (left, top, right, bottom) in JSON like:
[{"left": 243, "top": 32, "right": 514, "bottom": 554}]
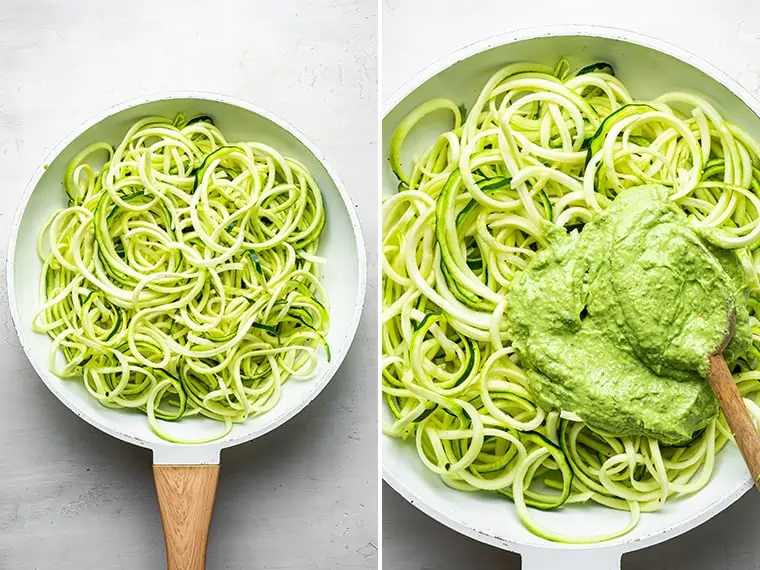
[
  {"left": 153, "top": 464, "right": 220, "bottom": 570},
  {"left": 708, "top": 354, "right": 760, "bottom": 491}
]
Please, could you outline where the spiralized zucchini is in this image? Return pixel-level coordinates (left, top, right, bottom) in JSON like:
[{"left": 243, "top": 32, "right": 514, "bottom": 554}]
[
  {"left": 383, "top": 58, "right": 760, "bottom": 542},
  {"left": 35, "top": 114, "right": 329, "bottom": 443}
]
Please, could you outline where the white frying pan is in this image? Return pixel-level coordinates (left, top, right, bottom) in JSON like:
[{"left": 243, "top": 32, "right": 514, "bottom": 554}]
[
  {"left": 382, "top": 26, "right": 759, "bottom": 569},
  {"left": 9, "top": 92, "right": 366, "bottom": 570}
]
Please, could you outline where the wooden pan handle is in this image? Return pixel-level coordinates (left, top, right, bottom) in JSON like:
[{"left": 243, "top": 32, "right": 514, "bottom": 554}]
[
  {"left": 708, "top": 354, "right": 760, "bottom": 491},
  {"left": 153, "top": 464, "right": 220, "bottom": 570}
]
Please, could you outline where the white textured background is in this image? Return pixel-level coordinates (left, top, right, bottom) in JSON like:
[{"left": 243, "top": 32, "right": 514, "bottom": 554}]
[
  {"left": 382, "top": 0, "right": 760, "bottom": 568},
  {"left": 0, "top": 1, "right": 377, "bottom": 569}
]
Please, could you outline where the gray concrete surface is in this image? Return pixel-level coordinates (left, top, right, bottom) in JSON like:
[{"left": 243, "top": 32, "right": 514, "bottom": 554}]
[
  {"left": 0, "top": 1, "right": 378, "bottom": 568},
  {"left": 381, "top": 0, "right": 760, "bottom": 568}
]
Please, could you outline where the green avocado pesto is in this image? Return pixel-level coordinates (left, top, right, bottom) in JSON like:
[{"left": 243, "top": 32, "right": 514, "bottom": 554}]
[{"left": 507, "top": 185, "right": 751, "bottom": 445}]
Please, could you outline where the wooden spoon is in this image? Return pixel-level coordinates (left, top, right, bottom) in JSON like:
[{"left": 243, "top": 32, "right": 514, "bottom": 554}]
[{"left": 707, "top": 311, "right": 760, "bottom": 491}]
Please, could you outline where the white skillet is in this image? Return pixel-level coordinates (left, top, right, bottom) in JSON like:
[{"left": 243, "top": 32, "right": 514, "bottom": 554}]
[
  {"left": 9, "top": 92, "right": 366, "bottom": 570},
  {"left": 382, "top": 26, "right": 760, "bottom": 569}
]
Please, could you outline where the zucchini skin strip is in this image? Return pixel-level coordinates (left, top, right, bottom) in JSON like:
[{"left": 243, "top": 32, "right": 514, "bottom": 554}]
[
  {"left": 35, "top": 114, "right": 330, "bottom": 444},
  {"left": 383, "top": 57, "right": 760, "bottom": 543}
]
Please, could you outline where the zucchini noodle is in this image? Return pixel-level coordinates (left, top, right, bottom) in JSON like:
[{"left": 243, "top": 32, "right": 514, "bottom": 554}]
[
  {"left": 35, "top": 113, "right": 329, "bottom": 443},
  {"left": 383, "top": 58, "right": 760, "bottom": 542}
]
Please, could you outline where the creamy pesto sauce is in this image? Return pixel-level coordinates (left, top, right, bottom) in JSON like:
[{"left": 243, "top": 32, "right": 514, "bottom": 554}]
[{"left": 508, "top": 185, "right": 751, "bottom": 445}]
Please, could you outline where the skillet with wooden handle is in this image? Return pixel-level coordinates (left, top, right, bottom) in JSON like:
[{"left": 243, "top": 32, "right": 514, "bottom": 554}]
[{"left": 8, "top": 92, "right": 366, "bottom": 569}]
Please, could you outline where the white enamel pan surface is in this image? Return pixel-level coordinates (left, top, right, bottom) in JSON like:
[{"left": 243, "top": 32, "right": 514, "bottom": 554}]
[
  {"left": 8, "top": 92, "right": 366, "bottom": 569},
  {"left": 382, "top": 26, "right": 759, "bottom": 569}
]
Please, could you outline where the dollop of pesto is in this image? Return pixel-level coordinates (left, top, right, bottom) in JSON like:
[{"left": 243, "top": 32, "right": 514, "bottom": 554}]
[{"left": 507, "top": 185, "right": 751, "bottom": 445}]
